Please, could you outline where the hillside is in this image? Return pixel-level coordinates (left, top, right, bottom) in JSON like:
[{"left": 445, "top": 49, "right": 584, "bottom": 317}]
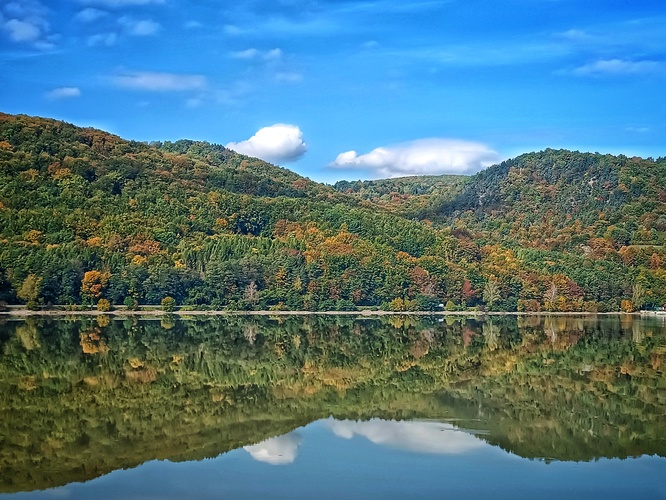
[
  {"left": 334, "top": 174, "right": 468, "bottom": 217},
  {"left": 0, "top": 113, "right": 664, "bottom": 312},
  {"left": 429, "top": 149, "right": 666, "bottom": 251}
]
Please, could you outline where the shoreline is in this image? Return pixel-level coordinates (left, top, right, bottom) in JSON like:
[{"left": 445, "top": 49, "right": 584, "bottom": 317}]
[{"left": 1, "top": 307, "right": 662, "bottom": 319}]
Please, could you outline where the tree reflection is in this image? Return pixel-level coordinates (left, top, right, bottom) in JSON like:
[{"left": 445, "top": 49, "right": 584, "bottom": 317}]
[{"left": 0, "top": 314, "right": 664, "bottom": 492}]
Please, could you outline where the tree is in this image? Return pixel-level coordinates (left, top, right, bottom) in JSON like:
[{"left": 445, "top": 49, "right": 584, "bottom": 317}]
[
  {"left": 124, "top": 296, "right": 139, "bottom": 310},
  {"left": 543, "top": 284, "right": 558, "bottom": 312},
  {"left": 631, "top": 283, "right": 646, "bottom": 311},
  {"left": 18, "top": 274, "right": 42, "bottom": 309},
  {"left": 81, "top": 270, "right": 110, "bottom": 303},
  {"left": 483, "top": 279, "right": 500, "bottom": 308},
  {"left": 161, "top": 296, "right": 176, "bottom": 312},
  {"left": 461, "top": 279, "right": 477, "bottom": 305},
  {"left": 97, "top": 299, "right": 111, "bottom": 312},
  {"left": 244, "top": 281, "right": 259, "bottom": 308}
]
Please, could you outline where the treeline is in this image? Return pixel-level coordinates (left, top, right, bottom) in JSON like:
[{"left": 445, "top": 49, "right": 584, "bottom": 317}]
[{"left": 0, "top": 113, "right": 665, "bottom": 312}]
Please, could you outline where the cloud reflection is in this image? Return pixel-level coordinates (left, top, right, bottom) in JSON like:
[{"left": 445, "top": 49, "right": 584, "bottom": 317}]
[
  {"left": 243, "top": 431, "right": 302, "bottom": 465},
  {"left": 327, "top": 418, "right": 485, "bottom": 455}
]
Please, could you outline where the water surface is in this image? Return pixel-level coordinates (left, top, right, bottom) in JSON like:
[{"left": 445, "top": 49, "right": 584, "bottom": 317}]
[{"left": 0, "top": 314, "right": 664, "bottom": 498}]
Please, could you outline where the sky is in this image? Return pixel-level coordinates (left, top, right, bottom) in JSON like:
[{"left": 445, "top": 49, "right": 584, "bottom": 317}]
[{"left": 1, "top": 0, "right": 664, "bottom": 183}]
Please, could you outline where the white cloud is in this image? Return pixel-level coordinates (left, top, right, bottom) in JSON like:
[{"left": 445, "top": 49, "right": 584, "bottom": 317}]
[
  {"left": 231, "top": 48, "right": 283, "bottom": 61},
  {"left": 571, "top": 59, "right": 663, "bottom": 77},
  {"left": 558, "top": 29, "right": 593, "bottom": 42},
  {"left": 87, "top": 32, "right": 117, "bottom": 46},
  {"left": 243, "top": 432, "right": 302, "bottom": 465},
  {"left": 231, "top": 48, "right": 260, "bottom": 59},
  {"left": 75, "top": 7, "right": 107, "bottom": 22},
  {"left": 327, "top": 418, "right": 486, "bottom": 455},
  {"left": 110, "top": 71, "right": 207, "bottom": 91},
  {"left": 226, "top": 124, "right": 307, "bottom": 163},
  {"left": 119, "top": 16, "right": 161, "bottom": 36},
  {"left": 184, "top": 20, "right": 202, "bottom": 29},
  {"left": 46, "top": 87, "right": 81, "bottom": 99},
  {"left": 1, "top": 0, "right": 56, "bottom": 48},
  {"left": 331, "top": 138, "right": 500, "bottom": 177},
  {"left": 265, "top": 48, "right": 283, "bottom": 60},
  {"left": 3, "top": 18, "right": 40, "bottom": 42}
]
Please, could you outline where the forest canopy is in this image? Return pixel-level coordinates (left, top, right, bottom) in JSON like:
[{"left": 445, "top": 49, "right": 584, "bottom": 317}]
[{"left": 1, "top": 113, "right": 665, "bottom": 312}]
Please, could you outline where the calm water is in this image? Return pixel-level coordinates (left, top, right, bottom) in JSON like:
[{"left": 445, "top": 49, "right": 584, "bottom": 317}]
[{"left": 0, "top": 314, "right": 665, "bottom": 499}]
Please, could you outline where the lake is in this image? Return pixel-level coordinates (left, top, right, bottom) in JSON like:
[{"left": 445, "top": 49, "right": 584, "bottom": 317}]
[{"left": 0, "top": 314, "right": 665, "bottom": 499}]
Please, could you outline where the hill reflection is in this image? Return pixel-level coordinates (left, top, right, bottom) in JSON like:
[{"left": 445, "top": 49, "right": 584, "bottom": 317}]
[{"left": 0, "top": 314, "right": 664, "bottom": 492}]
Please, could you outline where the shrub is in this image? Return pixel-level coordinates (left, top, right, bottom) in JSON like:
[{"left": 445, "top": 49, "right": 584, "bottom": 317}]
[
  {"left": 161, "top": 296, "right": 176, "bottom": 312},
  {"left": 97, "top": 299, "right": 111, "bottom": 312},
  {"left": 123, "top": 296, "right": 139, "bottom": 311},
  {"left": 620, "top": 299, "right": 634, "bottom": 313}
]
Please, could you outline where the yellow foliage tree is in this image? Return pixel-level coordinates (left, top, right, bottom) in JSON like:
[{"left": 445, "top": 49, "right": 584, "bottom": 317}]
[{"left": 81, "top": 271, "right": 110, "bottom": 301}]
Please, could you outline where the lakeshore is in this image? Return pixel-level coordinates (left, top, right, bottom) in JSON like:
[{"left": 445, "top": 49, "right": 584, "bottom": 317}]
[{"left": 1, "top": 305, "right": 664, "bottom": 318}]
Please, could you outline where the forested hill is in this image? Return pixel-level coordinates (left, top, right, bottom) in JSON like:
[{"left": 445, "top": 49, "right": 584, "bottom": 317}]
[
  {"left": 333, "top": 174, "right": 468, "bottom": 216},
  {"left": 0, "top": 113, "right": 336, "bottom": 200},
  {"left": 429, "top": 149, "right": 666, "bottom": 251},
  {"left": 0, "top": 113, "right": 665, "bottom": 312}
]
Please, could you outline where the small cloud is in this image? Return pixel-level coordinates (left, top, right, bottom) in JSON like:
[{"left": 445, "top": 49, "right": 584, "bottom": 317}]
[
  {"left": 46, "top": 87, "right": 81, "bottom": 99},
  {"left": 75, "top": 8, "right": 107, "bottom": 22},
  {"left": 363, "top": 40, "right": 380, "bottom": 49},
  {"left": 625, "top": 126, "right": 650, "bottom": 134},
  {"left": 558, "top": 29, "right": 592, "bottom": 42},
  {"left": 571, "top": 59, "right": 663, "bottom": 77},
  {"left": 87, "top": 32, "right": 117, "bottom": 46},
  {"left": 110, "top": 71, "right": 207, "bottom": 91},
  {"left": 227, "top": 124, "right": 307, "bottom": 163},
  {"left": 264, "top": 48, "right": 283, "bottom": 60},
  {"left": 230, "top": 48, "right": 283, "bottom": 61},
  {"left": 184, "top": 20, "right": 202, "bottom": 29},
  {"left": 275, "top": 71, "right": 303, "bottom": 83},
  {"left": 231, "top": 48, "right": 260, "bottom": 59},
  {"left": 3, "top": 18, "right": 41, "bottom": 42},
  {"left": 224, "top": 24, "right": 249, "bottom": 36},
  {"left": 331, "top": 138, "right": 500, "bottom": 177},
  {"left": 119, "top": 16, "right": 161, "bottom": 36}
]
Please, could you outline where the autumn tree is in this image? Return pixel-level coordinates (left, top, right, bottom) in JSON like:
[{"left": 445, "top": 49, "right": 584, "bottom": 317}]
[{"left": 81, "top": 271, "right": 110, "bottom": 304}]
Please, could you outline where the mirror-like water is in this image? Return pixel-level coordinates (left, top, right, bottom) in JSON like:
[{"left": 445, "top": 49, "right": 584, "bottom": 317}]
[{"left": 0, "top": 314, "right": 665, "bottom": 498}]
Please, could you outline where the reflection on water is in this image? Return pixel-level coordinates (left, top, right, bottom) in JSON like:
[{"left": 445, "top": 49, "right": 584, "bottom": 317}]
[
  {"left": 327, "top": 418, "right": 486, "bottom": 455},
  {"left": 0, "top": 314, "right": 665, "bottom": 496},
  {"left": 244, "top": 432, "right": 302, "bottom": 465}
]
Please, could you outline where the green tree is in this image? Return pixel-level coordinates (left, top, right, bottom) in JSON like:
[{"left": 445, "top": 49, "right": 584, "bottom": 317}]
[
  {"left": 161, "top": 296, "right": 176, "bottom": 312},
  {"left": 18, "top": 274, "right": 42, "bottom": 309},
  {"left": 483, "top": 279, "right": 500, "bottom": 308},
  {"left": 631, "top": 283, "right": 645, "bottom": 310}
]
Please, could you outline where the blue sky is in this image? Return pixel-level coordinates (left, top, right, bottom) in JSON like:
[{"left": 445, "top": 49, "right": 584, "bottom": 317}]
[{"left": 1, "top": 0, "right": 664, "bottom": 183}]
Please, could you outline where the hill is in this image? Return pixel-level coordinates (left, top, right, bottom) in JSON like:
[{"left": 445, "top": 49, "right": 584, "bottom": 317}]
[
  {"left": 333, "top": 174, "right": 468, "bottom": 217},
  {"left": 428, "top": 149, "right": 666, "bottom": 251},
  {"left": 0, "top": 113, "right": 664, "bottom": 312}
]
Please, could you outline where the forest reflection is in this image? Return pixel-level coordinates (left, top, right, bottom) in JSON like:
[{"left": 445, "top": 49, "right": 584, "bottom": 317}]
[{"left": 0, "top": 314, "right": 664, "bottom": 493}]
